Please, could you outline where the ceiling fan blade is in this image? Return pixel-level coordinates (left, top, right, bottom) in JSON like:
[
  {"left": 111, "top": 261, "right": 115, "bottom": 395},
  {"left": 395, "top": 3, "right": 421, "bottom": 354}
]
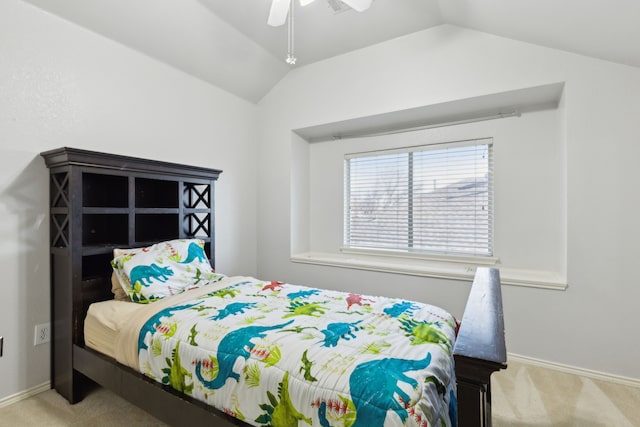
[
  {"left": 268, "top": 0, "right": 291, "bottom": 27},
  {"left": 340, "top": 0, "right": 372, "bottom": 12}
]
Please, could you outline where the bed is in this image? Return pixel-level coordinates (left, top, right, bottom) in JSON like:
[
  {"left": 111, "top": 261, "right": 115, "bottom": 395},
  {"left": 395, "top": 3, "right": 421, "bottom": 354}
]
[{"left": 41, "top": 147, "right": 506, "bottom": 427}]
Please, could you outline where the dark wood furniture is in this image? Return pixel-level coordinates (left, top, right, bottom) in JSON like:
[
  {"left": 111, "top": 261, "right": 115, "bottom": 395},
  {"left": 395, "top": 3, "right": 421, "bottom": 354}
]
[
  {"left": 42, "top": 147, "right": 506, "bottom": 427},
  {"left": 454, "top": 267, "right": 507, "bottom": 426}
]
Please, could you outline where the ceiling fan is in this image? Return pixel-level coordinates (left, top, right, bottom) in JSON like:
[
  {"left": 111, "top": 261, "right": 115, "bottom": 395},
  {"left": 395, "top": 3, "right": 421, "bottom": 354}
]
[{"left": 268, "top": 0, "right": 373, "bottom": 27}]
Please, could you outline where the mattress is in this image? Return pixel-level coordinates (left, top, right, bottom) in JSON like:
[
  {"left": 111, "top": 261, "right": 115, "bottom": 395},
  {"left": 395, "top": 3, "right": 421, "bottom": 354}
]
[
  {"left": 85, "top": 299, "right": 142, "bottom": 359},
  {"left": 85, "top": 276, "right": 458, "bottom": 426}
]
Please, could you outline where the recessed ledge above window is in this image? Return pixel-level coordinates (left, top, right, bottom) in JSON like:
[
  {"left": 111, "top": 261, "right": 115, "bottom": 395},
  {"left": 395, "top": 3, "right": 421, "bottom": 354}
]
[
  {"left": 294, "top": 82, "right": 565, "bottom": 143},
  {"left": 290, "top": 251, "right": 568, "bottom": 291}
]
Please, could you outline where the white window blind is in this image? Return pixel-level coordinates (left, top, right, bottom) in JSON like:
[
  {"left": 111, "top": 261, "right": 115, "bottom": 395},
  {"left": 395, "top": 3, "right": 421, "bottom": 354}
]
[{"left": 344, "top": 138, "right": 493, "bottom": 257}]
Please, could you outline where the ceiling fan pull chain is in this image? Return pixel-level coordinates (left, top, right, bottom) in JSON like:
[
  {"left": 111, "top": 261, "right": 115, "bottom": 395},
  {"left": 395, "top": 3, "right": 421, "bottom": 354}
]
[{"left": 286, "top": 0, "right": 297, "bottom": 65}]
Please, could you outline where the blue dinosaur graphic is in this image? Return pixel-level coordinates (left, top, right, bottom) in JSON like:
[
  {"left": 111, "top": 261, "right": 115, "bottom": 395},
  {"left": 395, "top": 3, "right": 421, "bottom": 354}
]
[
  {"left": 195, "top": 320, "right": 294, "bottom": 390},
  {"left": 320, "top": 320, "right": 363, "bottom": 347},
  {"left": 318, "top": 402, "right": 331, "bottom": 427},
  {"left": 180, "top": 242, "right": 207, "bottom": 264},
  {"left": 449, "top": 389, "right": 457, "bottom": 426},
  {"left": 210, "top": 302, "right": 257, "bottom": 321},
  {"left": 286, "top": 289, "right": 320, "bottom": 300},
  {"left": 383, "top": 301, "right": 419, "bottom": 318},
  {"left": 349, "top": 352, "right": 432, "bottom": 427},
  {"left": 138, "top": 302, "right": 202, "bottom": 351},
  {"left": 130, "top": 263, "right": 174, "bottom": 287}
]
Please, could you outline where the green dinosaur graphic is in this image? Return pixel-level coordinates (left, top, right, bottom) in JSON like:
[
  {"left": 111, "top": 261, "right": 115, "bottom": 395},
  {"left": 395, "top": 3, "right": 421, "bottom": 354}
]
[
  {"left": 129, "top": 280, "right": 160, "bottom": 303},
  {"left": 241, "top": 315, "right": 267, "bottom": 325},
  {"left": 155, "top": 321, "right": 177, "bottom": 340},
  {"left": 227, "top": 395, "right": 246, "bottom": 421},
  {"left": 205, "top": 287, "right": 241, "bottom": 299},
  {"left": 251, "top": 344, "right": 282, "bottom": 367},
  {"left": 283, "top": 300, "right": 328, "bottom": 318},
  {"left": 280, "top": 325, "right": 318, "bottom": 334},
  {"left": 359, "top": 340, "right": 392, "bottom": 355},
  {"left": 398, "top": 316, "right": 451, "bottom": 352},
  {"left": 244, "top": 362, "right": 261, "bottom": 388},
  {"left": 255, "top": 371, "right": 312, "bottom": 427},
  {"left": 147, "top": 321, "right": 178, "bottom": 355},
  {"left": 300, "top": 349, "right": 317, "bottom": 382},
  {"left": 425, "top": 375, "right": 446, "bottom": 397},
  {"left": 191, "top": 268, "right": 204, "bottom": 285},
  {"left": 188, "top": 324, "right": 198, "bottom": 346},
  {"left": 161, "top": 342, "right": 194, "bottom": 395}
]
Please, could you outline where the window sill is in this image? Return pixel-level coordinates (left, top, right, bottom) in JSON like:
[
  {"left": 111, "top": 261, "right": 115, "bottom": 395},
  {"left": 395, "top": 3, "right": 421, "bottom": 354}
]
[{"left": 290, "top": 252, "right": 568, "bottom": 291}]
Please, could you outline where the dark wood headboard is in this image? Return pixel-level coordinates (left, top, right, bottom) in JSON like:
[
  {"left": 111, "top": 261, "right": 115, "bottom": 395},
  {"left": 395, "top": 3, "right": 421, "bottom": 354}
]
[{"left": 41, "top": 147, "right": 222, "bottom": 402}]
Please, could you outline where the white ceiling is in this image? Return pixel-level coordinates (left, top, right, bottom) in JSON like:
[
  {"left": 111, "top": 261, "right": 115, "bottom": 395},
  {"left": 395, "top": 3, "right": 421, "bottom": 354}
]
[
  {"left": 199, "top": 0, "right": 443, "bottom": 65},
  {"left": 21, "top": 0, "right": 640, "bottom": 103}
]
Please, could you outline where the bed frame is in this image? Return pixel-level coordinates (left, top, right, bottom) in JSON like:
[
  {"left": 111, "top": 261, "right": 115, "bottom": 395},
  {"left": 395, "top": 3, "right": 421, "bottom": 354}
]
[{"left": 41, "top": 147, "right": 506, "bottom": 427}]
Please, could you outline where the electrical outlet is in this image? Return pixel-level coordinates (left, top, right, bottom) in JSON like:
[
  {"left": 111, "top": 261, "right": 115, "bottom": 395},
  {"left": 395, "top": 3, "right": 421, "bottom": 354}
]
[{"left": 34, "top": 323, "right": 51, "bottom": 346}]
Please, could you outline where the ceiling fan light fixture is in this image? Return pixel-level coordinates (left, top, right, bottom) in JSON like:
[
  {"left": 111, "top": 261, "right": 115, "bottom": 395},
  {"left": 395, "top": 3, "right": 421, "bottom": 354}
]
[
  {"left": 269, "top": 0, "right": 374, "bottom": 64},
  {"left": 269, "top": 0, "right": 373, "bottom": 27},
  {"left": 286, "top": 0, "right": 297, "bottom": 66},
  {"left": 286, "top": 53, "right": 297, "bottom": 65},
  {"left": 268, "top": 0, "right": 291, "bottom": 27},
  {"left": 340, "top": 0, "right": 373, "bottom": 12}
]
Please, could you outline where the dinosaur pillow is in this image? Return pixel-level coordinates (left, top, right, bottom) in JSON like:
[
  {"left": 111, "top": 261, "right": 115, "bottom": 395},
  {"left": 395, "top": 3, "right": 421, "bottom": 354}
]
[{"left": 111, "top": 239, "right": 224, "bottom": 303}]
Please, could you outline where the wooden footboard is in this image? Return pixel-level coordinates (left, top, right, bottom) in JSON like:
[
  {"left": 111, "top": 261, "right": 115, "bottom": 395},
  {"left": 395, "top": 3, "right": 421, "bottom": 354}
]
[{"left": 454, "top": 267, "right": 507, "bottom": 427}]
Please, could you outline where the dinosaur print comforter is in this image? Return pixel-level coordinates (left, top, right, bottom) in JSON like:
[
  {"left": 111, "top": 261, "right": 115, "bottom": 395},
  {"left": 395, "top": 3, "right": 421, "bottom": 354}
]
[{"left": 125, "top": 276, "right": 458, "bottom": 426}]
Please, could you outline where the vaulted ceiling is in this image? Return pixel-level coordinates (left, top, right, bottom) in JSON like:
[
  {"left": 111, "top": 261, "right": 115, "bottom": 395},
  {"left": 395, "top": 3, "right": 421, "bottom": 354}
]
[{"left": 22, "top": 0, "right": 640, "bottom": 103}]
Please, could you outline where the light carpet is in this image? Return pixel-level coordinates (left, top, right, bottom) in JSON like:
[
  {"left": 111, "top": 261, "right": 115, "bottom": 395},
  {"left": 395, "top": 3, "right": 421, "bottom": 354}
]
[
  {"left": 0, "top": 359, "right": 638, "bottom": 426},
  {"left": 492, "top": 359, "right": 640, "bottom": 426}
]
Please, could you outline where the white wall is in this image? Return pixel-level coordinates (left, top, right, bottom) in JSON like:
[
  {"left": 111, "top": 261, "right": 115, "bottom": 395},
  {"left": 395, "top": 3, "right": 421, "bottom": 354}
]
[
  {"left": 0, "top": 0, "right": 258, "bottom": 400},
  {"left": 306, "top": 108, "right": 565, "bottom": 276},
  {"left": 257, "top": 25, "right": 640, "bottom": 380}
]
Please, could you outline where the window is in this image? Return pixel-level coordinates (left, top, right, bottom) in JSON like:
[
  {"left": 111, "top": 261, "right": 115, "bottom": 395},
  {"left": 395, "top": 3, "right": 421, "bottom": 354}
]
[{"left": 344, "top": 138, "right": 493, "bottom": 257}]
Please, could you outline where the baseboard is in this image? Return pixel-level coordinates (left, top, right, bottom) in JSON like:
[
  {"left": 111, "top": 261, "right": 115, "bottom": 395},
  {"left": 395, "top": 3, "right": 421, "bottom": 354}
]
[
  {"left": 508, "top": 353, "right": 640, "bottom": 389},
  {"left": 0, "top": 382, "right": 51, "bottom": 409}
]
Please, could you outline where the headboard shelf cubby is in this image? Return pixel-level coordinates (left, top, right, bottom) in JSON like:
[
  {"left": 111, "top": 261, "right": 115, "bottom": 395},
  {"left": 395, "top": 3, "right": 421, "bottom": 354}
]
[{"left": 41, "top": 147, "right": 222, "bottom": 404}]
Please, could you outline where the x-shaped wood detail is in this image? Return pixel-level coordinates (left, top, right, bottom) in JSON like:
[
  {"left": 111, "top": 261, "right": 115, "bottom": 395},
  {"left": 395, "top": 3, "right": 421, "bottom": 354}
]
[
  {"left": 185, "top": 213, "right": 209, "bottom": 237},
  {"left": 184, "top": 184, "right": 210, "bottom": 209},
  {"left": 51, "top": 173, "right": 70, "bottom": 208},
  {"left": 51, "top": 214, "right": 69, "bottom": 248}
]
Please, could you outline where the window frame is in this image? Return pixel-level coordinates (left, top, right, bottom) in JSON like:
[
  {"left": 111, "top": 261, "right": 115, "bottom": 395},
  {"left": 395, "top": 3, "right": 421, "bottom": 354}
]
[{"left": 342, "top": 138, "right": 494, "bottom": 260}]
